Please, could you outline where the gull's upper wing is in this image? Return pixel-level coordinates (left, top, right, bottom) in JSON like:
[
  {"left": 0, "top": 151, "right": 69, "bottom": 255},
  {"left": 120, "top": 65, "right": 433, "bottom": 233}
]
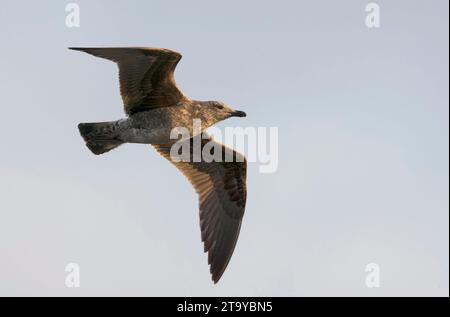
[
  {"left": 69, "top": 47, "right": 185, "bottom": 115},
  {"left": 153, "top": 134, "right": 247, "bottom": 283}
]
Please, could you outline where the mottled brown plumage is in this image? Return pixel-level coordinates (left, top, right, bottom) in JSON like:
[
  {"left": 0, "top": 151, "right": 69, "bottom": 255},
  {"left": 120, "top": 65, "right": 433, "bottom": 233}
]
[{"left": 71, "top": 47, "right": 247, "bottom": 283}]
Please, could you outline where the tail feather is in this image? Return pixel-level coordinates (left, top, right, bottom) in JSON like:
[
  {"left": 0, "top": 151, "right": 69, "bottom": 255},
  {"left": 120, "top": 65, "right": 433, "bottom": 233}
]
[{"left": 78, "top": 122, "right": 123, "bottom": 155}]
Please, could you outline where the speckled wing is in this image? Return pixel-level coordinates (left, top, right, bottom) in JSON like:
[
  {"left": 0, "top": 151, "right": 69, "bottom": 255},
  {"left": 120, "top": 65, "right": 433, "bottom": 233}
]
[
  {"left": 69, "top": 47, "right": 185, "bottom": 115},
  {"left": 153, "top": 134, "right": 247, "bottom": 283}
]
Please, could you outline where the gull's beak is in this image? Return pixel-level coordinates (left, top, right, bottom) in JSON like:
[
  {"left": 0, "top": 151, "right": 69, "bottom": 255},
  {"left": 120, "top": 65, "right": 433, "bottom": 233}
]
[{"left": 231, "top": 110, "right": 247, "bottom": 117}]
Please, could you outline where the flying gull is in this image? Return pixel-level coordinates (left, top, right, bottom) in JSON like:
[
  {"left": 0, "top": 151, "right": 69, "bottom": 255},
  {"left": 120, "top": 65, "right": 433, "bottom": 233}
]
[{"left": 69, "top": 47, "right": 247, "bottom": 283}]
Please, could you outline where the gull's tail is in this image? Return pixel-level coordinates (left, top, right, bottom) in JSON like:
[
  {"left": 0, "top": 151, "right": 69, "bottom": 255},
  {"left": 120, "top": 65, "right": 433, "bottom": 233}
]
[{"left": 78, "top": 121, "right": 124, "bottom": 155}]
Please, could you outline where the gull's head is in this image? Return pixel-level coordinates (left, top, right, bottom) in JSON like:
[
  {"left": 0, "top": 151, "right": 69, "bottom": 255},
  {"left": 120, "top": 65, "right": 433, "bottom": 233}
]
[{"left": 207, "top": 101, "right": 247, "bottom": 120}]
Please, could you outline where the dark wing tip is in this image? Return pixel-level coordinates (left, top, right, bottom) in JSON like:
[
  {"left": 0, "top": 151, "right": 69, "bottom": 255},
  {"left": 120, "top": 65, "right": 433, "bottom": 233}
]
[
  {"left": 206, "top": 217, "right": 244, "bottom": 285},
  {"left": 211, "top": 266, "right": 228, "bottom": 284},
  {"left": 68, "top": 47, "right": 94, "bottom": 55},
  {"left": 210, "top": 261, "right": 224, "bottom": 284},
  {"left": 212, "top": 275, "right": 220, "bottom": 284}
]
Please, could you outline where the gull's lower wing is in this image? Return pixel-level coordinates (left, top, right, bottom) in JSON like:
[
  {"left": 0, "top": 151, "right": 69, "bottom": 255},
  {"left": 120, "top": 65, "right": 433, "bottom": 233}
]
[{"left": 153, "top": 134, "right": 247, "bottom": 283}]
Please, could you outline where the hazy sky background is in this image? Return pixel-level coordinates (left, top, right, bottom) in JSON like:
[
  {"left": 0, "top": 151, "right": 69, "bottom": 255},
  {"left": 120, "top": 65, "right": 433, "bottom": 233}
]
[{"left": 0, "top": 0, "right": 448, "bottom": 296}]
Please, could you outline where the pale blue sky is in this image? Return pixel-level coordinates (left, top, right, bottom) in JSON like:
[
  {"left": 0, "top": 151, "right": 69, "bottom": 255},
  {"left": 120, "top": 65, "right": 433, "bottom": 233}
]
[{"left": 0, "top": 0, "right": 448, "bottom": 296}]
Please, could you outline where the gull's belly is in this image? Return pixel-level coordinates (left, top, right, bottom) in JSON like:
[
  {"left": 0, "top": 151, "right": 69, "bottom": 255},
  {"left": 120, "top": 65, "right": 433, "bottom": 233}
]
[
  {"left": 120, "top": 127, "right": 173, "bottom": 144},
  {"left": 117, "top": 106, "right": 194, "bottom": 144}
]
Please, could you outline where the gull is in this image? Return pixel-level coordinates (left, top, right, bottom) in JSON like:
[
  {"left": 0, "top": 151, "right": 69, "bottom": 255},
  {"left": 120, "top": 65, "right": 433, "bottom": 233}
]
[{"left": 69, "top": 47, "right": 247, "bottom": 283}]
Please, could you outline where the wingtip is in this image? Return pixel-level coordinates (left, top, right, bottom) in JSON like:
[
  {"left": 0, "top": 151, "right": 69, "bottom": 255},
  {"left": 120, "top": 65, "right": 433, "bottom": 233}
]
[{"left": 211, "top": 270, "right": 224, "bottom": 284}]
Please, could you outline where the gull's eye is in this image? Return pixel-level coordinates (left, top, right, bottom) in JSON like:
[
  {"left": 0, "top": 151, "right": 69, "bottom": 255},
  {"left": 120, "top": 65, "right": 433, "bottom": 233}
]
[{"left": 215, "top": 105, "right": 224, "bottom": 109}]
